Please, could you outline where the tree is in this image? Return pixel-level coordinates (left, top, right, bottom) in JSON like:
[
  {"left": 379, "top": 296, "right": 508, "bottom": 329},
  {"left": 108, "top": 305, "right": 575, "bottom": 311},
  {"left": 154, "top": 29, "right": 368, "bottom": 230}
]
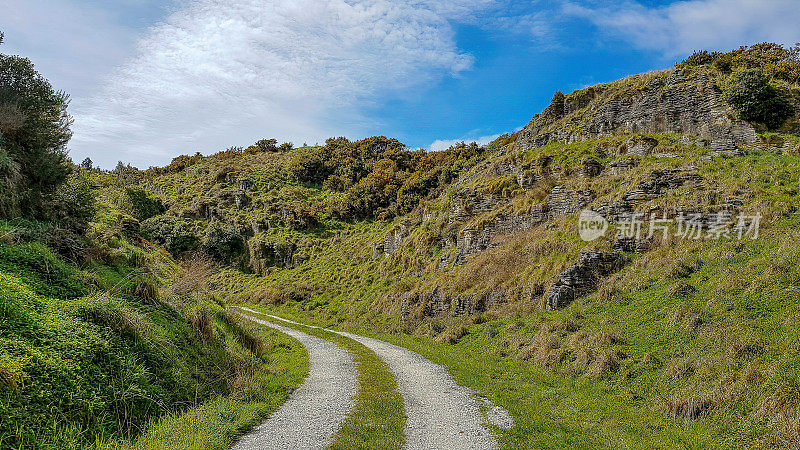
[
  {"left": 80, "top": 157, "right": 93, "bottom": 170},
  {"left": 0, "top": 40, "right": 73, "bottom": 218},
  {"left": 723, "top": 68, "right": 794, "bottom": 130}
]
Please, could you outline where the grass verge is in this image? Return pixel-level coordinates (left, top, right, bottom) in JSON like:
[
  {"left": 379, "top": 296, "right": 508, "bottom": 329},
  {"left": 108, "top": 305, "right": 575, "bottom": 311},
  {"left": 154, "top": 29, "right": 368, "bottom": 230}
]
[
  {"left": 238, "top": 307, "right": 406, "bottom": 450},
  {"left": 130, "top": 324, "right": 308, "bottom": 450},
  {"left": 245, "top": 307, "right": 733, "bottom": 449}
]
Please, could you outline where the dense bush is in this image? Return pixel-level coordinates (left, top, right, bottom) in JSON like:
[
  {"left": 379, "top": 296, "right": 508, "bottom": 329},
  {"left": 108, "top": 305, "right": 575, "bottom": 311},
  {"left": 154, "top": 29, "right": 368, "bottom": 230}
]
[
  {"left": 125, "top": 187, "right": 164, "bottom": 221},
  {"left": 140, "top": 215, "right": 200, "bottom": 254},
  {"left": 51, "top": 170, "right": 96, "bottom": 233},
  {"left": 202, "top": 221, "right": 245, "bottom": 261},
  {"left": 723, "top": 68, "right": 794, "bottom": 129},
  {"left": 0, "top": 45, "right": 73, "bottom": 218},
  {"left": 0, "top": 148, "right": 21, "bottom": 217},
  {"left": 289, "top": 137, "right": 494, "bottom": 220},
  {"left": 678, "top": 42, "right": 800, "bottom": 84}
]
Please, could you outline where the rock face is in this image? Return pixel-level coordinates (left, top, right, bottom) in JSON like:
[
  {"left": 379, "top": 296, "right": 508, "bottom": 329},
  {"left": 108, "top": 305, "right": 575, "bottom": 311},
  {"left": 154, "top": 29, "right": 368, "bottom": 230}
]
[
  {"left": 248, "top": 238, "right": 299, "bottom": 274},
  {"left": 399, "top": 286, "right": 508, "bottom": 320},
  {"left": 513, "top": 69, "right": 758, "bottom": 153},
  {"left": 546, "top": 252, "right": 624, "bottom": 310},
  {"left": 595, "top": 169, "right": 704, "bottom": 220},
  {"left": 373, "top": 220, "right": 412, "bottom": 258},
  {"left": 449, "top": 207, "right": 547, "bottom": 265},
  {"left": 627, "top": 136, "right": 659, "bottom": 156},
  {"left": 548, "top": 186, "right": 594, "bottom": 217}
]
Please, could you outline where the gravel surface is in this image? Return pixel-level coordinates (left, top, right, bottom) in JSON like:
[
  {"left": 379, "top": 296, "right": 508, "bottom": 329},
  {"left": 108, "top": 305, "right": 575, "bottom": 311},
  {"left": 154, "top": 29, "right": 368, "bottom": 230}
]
[
  {"left": 231, "top": 310, "right": 357, "bottom": 450},
  {"left": 259, "top": 313, "right": 512, "bottom": 450}
]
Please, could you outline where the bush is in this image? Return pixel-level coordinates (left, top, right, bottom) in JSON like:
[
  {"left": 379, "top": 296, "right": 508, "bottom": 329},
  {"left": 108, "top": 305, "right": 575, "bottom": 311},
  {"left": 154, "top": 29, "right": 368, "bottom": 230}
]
[
  {"left": 677, "top": 42, "right": 800, "bottom": 84},
  {"left": 125, "top": 187, "right": 164, "bottom": 221},
  {"left": 722, "top": 69, "right": 794, "bottom": 129},
  {"left": 50, "top": 170, "right": 96, "bottom": 233},
  {"left": 140, "top": 215, "right": 200, "bottom": 254},
  {"left": 0, "top": 148, "right": 21, "bottom": 217},
  {"left": 202, "top": 221, "right": 244, "bottom": 261},
  {"left": 0, "top": 51, "right": 72, "bottom": 217}
]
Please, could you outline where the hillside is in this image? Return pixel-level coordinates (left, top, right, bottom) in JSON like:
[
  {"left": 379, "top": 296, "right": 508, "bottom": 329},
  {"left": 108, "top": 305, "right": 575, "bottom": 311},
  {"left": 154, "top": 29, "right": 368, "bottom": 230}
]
[
  {"left": 4, "top": 41, "right": 800, "bottom": 447},
  {"left": 98, "top": 43, "right": 800, "bottom": 447}
]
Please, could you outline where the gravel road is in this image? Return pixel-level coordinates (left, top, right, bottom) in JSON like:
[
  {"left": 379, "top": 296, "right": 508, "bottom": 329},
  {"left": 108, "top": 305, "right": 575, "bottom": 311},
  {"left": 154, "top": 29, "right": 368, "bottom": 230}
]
[
  {"left": 231, "top": 312, "right": 357, "bottom": 450},
  {"left": 250, "top": 311, "right": 513, "bottom": 450}
]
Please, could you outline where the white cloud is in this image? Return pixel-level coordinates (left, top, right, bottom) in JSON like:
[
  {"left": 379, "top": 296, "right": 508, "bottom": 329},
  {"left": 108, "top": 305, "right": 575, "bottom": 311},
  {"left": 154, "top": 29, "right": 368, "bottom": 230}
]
[
  {"left": 0, "top": 0, "right": 139, "bottom": 98},
  {"left": 564, "top": 0, "right": 800, "bottom": 56},
  {"left": 428, "top": 133, "right": 501, "bottom": 152},
  {"left": 67, "top": 0, "right": 498, "bottom": 168}
]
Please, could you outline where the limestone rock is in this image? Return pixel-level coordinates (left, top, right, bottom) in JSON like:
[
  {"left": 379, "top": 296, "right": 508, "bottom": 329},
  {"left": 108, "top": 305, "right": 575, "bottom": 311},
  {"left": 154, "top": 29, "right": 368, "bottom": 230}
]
[
  {"left": 546, "top": 252, "right": 623, "bottom": 310},
  {"left": 513, "top": 69, "right": 759, "bottom": 154},
  {"left": 627, "top": 136, "right": 658, "bottom": 156}
]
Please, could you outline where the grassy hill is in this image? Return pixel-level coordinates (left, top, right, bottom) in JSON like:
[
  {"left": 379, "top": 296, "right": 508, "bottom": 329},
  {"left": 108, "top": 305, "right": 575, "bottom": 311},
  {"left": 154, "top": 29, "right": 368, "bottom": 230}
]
[{"left": 4, "top": 42, "right": 800, "bottom": 447}]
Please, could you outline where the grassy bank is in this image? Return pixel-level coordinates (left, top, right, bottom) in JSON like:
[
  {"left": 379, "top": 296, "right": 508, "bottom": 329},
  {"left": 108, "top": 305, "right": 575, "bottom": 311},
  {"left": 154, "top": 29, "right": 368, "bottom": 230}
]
[
  {"left": 0, "top": 219, "right": 306, "bottom": 448},
  {"left": 131, "top": 321, "right": 307, "bottom": 450}
]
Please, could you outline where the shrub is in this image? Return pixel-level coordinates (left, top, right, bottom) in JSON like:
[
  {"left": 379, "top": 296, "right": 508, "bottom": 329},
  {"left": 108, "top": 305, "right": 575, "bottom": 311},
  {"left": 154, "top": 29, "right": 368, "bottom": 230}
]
[
  {"left": 677, "top": 42, "right": 800, "bottom": 84},
  {"left": 50, "top": 170, "right": 96, "bottom": 233},
  {"left": 125, "top": 187, "right": 164, "bottom": 221},
  {"left": 0, "top": 148, "right": 21, "bottom": 217},
  {"left": 202, "top": 221, "right": 244, "bottom": 261},
  {"left": 722, "top": 68, "right": 794, "bottom": 129},
  {"left": 0, "top": 51, "right": 73, "bottom": 217},
  {"left": 140, "top": 215, "right": 200, "bottom": 254}
]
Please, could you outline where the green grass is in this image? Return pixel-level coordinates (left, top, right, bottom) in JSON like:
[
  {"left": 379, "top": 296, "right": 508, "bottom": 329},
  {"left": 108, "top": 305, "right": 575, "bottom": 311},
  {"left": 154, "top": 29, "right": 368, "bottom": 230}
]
[
  {"left": 0, "top": 221, "right": 311, "bottom": 449},
  {"left": 243, "top": 307, "right": 723, "bottom": 449},
  {"left": 130, "top": 325, "right": 308, "bottom": 450},
  {"left": 240, "top": 308, "right": 406, "bottom": 449}
]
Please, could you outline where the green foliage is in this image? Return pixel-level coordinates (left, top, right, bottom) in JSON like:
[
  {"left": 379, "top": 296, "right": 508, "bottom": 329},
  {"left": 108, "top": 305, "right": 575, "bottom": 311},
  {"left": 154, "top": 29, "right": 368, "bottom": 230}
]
[
  {"left": 722, "top": 68, "right": 794, "bottom": 129},
  {"left": 151, "top": 152, "right": 205, "bottom": 175},
  {"left": 678, "top": 42, "right": 800, "bottom": 84},
  {"left": 288, "top": 137, "right": 491, "bottom": 220},
  {"left": 50, "top": 170, "right": 96, "bottom": 233},
  {"left": 0, "top": 224, "right": 295, "bottom": 448},
  {"left": 0, "top": 148, "right": 21, "bottom": 217},
  {"left": 202, "top": 221, "right": 244, "bottom": 262},
  {"left": 125, "top": 187, "right": 164, "bottom": 221},
  {"left": 0, "top": 52, "right": 72, "bottom": 217},
  {"left": 140, "top": 215, "right": 200, "bottom": 254}
]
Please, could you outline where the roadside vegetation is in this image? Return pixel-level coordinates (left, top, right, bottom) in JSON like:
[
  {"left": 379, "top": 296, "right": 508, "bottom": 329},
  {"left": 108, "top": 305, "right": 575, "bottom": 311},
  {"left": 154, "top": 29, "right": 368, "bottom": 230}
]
[{"left": 0, "top": 34, "right": 308, "bottom": 449}]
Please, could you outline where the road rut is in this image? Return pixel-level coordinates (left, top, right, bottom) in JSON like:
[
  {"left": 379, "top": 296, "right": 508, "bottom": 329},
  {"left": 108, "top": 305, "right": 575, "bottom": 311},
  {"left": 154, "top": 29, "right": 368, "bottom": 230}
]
[
  {"left": 231, "top": 313, "right": 357, "bottom": 450},
  {"left": 245, "top": 310, "right": 510, "bottom": 450}
]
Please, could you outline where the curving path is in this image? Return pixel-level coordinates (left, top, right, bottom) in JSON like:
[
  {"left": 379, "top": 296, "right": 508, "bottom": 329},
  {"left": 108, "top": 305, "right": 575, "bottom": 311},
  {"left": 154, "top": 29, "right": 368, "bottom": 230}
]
[
  {"left": 239, "top": 308, "right": 513, "bottom": 450},
  {"left": 231, "top": 312, "right": 358, "bottom": 450}
]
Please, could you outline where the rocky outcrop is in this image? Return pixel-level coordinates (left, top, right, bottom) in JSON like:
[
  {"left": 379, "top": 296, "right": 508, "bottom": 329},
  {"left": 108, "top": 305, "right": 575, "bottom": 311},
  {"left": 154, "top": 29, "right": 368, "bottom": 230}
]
[
  {"left": 400, "top": 286, "right": 509, "bottom": 320},
  {"left": 448, "top": 191, "right": 505, "bottom": 223},
  {"left": 514, "top": 69, "right": 759, "bottom": 154},
  {"left": 546, "top": 252, "right": 624, "bottom": 310},
  {"left": 603, "top": 157, "right": 638, "bottom": 176},
  {"left": 448, "top": 206, "right": 547, "bottom": 266},
  {"left": 595, "top": 169, "right": 704, "bottom": 220},
  {"left": 548, "top": 186, "right": 594, "bottom": 218},
  {"left": 373, "top": 220, "right": 412, "bottom": 258},
  {"left": 247, "top": 238, "right": 300, "bottom": 274},
  {"left": 627, "top": 136, "right": 659, "bottom": 156}
]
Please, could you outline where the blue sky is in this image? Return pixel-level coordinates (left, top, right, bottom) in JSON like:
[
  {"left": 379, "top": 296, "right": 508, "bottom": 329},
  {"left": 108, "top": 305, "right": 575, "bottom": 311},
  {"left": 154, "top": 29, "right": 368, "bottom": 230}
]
[{"left": 2, "top": 0, "right": 799, "bottom": 168}]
